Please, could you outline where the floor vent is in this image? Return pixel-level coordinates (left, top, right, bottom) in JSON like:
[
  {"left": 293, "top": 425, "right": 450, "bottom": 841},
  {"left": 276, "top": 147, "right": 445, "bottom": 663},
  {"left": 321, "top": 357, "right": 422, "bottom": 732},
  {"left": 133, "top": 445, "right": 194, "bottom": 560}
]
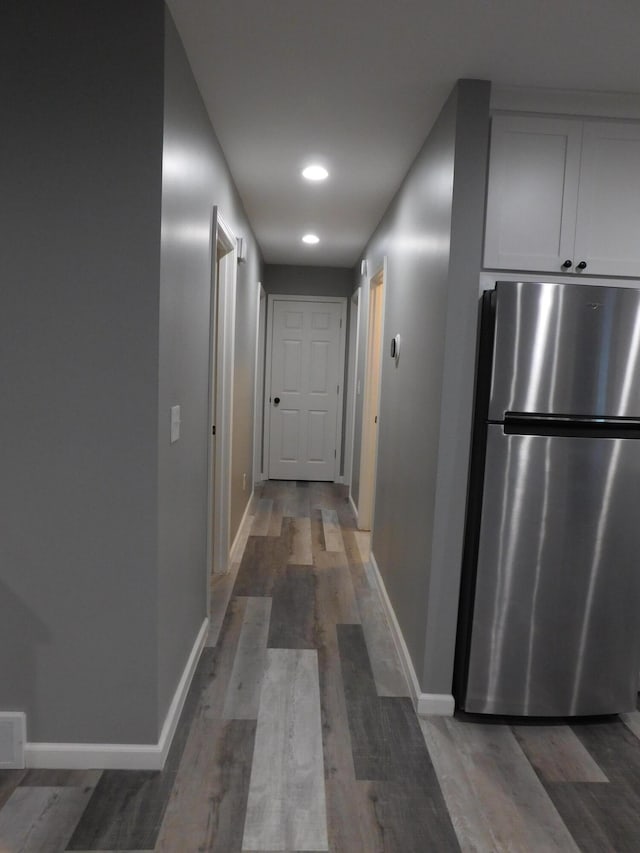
[{"left": 0, "top": 712, "right": 26, "bottom": 769}]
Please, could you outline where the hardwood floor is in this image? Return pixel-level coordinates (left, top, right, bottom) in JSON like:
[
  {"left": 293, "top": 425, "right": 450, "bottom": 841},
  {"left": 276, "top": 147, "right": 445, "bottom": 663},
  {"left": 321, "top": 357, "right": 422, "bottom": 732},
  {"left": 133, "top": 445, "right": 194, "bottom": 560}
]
[{"left": 3, "top": 480, "right": 640, "bottom": 851}]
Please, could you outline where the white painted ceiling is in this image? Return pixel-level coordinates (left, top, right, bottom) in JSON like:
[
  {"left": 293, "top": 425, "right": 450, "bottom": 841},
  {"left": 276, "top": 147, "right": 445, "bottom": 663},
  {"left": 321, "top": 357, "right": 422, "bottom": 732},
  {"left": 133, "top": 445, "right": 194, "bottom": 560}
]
[{"left": 167, "top": 0, "right": 640, "bottom": 268}]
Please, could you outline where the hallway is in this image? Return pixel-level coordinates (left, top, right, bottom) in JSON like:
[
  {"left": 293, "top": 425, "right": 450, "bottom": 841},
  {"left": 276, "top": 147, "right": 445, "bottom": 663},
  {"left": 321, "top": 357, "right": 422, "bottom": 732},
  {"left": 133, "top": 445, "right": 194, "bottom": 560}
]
[{"left": 2, "top": 481, "right": 640, "bottom": 851}]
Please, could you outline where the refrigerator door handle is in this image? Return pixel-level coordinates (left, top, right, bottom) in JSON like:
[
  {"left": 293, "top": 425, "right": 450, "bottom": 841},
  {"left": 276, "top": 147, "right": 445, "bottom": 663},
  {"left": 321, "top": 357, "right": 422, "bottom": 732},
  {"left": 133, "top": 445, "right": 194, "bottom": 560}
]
[{"left": 503, "top": 412, "right": 640, "bottom": 438}]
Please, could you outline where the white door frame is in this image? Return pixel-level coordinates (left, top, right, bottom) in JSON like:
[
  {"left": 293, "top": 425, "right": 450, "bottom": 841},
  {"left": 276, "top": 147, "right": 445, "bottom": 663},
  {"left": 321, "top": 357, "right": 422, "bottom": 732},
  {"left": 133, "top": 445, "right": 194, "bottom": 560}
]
[
  {"left": 206, "top": 208, "right": 237, "bottom": 581},
  {"left": 357, "top": 260, "right": 386, "bottom": 531},
  {"left": 264, "top": 293, "right": 347, "bottom": 482},
  {"left": 344, "top": 287, "right": 361, "bottom": 488},
  {"left": 253, "top": 283, "right": 267, "bottom": 483}
]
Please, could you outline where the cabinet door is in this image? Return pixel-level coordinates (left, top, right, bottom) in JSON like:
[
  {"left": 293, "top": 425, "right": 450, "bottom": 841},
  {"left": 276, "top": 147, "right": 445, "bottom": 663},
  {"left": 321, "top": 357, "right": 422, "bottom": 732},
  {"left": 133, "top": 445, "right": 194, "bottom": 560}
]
[
  {"left": 574, "top": 121, "right": 640, "bottom": 278},
  {"left": 484, "top": 115, "right": 582, "bottom": 273}
]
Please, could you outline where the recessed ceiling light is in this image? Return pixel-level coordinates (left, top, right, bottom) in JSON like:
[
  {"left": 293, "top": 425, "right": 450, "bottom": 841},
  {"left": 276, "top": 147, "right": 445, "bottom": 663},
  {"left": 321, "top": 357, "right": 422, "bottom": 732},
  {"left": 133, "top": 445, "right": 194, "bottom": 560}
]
[
  {"left": 302, "top": 164, "right": 329, "bottom": 182},
  {"left": 302, "top": 233, "right": 320, "bottom": 245}
]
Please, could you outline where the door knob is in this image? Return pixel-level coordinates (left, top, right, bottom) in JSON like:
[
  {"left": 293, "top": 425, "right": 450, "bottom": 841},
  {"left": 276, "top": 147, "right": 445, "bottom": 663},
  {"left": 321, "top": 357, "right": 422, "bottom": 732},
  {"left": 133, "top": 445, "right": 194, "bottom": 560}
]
[
  {"left": 273, "top": 396, "right": 280, "bottom": 406},
  {"left": 561, "top": 259, "right": 573, "bottom": 269},
  {"left": 576, "top": 261, "right": 588, "bottom": 270}
]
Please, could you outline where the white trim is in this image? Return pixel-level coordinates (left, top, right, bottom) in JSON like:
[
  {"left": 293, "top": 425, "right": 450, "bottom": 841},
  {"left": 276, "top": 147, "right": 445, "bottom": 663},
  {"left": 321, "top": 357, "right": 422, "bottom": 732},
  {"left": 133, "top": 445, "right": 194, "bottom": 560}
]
[
  {"left": 348, "top": 491, "right": 359, "bottom": 524},
  {"left": 229, "top": 488, "right": 255, "bottom": 563},
  {"left": 263, "top": 295, "right": 274, "bottom": 477},
  {"left": 343, "top": 288, "right": 360, "bottom": 487},
  {"left": 0, "top": 712, "right": 26, "bottom": 769},
  {"left": 215, "top": 221, "right": 237, "bottom": 573},
  {"left": 368, "top": 551, "right": 454, "bottom": 718},
  {"left": 368, "top": 551, "right": 421, "bottom": 704},
  {"left": 417, "top": 693, "right": 456, "bottom": 716},
  {"left": 491, "top": 85, "right": 640, "bottom": 120},
  {"left": 264, "top": 294, "right": 348, "bottom": 482},
  {"left": 24, "top": 617, "right": 209, "bottom": 770},
  {"left": 357, "top": 261, "right": 386, "bottom": 530},
  {"left": 205, "top": 209, "right": 218, "bottom": 607},
  {"left": 206, "top": 209, "right": 237, "bottom": 579},
  {"left": 253, "top": 283, "right": 267, "bottom": 483}
]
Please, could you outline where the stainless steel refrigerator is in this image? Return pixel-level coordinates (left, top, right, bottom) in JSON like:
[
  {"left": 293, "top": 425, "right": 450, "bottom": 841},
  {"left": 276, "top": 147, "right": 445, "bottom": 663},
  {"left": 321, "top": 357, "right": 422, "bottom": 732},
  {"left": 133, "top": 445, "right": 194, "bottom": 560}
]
[{"left": 456, "top": 280, "right": 640, "bottom": 716}]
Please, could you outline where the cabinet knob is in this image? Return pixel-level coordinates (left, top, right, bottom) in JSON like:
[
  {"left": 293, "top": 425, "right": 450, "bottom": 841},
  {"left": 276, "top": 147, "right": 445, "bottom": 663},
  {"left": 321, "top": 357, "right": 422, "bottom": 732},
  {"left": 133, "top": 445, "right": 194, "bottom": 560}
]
[
  {"left": 273, "top": 396, "right": 280, "bottom": 406},
  {"left": 561, "top": 259, "right": 573, "bottom": 269},
  {"left": 576, "top": 261, "right": 588, "bottom": 270}
]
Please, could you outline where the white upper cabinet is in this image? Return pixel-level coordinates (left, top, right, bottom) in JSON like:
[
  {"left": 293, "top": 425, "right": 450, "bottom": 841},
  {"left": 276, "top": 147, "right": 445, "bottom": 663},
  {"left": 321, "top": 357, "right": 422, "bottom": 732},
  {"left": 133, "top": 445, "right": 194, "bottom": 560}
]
[
  {"left": 484, "top": 114, "right": 640, "bottom": 278},
  {"left": 574, "top": 122, "right": 640, "bottom": 277},
  {"left": 484, "top": 115, "right": 582, "bottom": 273}
]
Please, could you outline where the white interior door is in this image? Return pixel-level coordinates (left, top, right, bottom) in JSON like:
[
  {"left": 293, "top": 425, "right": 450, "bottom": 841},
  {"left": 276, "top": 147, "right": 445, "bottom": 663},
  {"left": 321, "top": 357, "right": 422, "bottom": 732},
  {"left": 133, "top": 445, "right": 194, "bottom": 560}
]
[
  {"left": 574, "top": 120, "right": 640, "bottom": 278},
  {"left": 267, "top": 296, "right": 345, "bottom": 481},
  {"left": 483, "top": 114, "right": 582, "bottom": 273}
]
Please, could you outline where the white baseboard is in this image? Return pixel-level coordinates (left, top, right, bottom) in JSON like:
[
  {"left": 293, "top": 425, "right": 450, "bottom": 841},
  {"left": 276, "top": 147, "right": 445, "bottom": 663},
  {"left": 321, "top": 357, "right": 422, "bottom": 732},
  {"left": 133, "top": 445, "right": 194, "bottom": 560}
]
[
  {"left": 349, "top": 491, "right": 358, "bottom": 524},
  {"left": 24, "top": 617, "right": 209, "bottom": 770},
  {"left": 416, "top": 692, "right": 455, "bottom": 715},
  {"left": 368, "top": 552, "right": 454, "bottom": 718},
  {"left": 229, "top": 488, "right": 255, "bottom": 564},
  {"left": 0, "top": 712, "right": 26, "bottom": 769}
]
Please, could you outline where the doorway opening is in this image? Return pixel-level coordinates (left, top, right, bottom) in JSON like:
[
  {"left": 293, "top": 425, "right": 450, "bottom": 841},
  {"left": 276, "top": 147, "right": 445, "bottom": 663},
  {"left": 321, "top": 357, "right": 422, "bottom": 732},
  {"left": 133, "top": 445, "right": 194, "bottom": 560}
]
[
  {"left": 357, "top": 262, "right": 385, "bottom": 531},
  {"left": 206, "top": 208, "right": 237, "bottom": 592}
]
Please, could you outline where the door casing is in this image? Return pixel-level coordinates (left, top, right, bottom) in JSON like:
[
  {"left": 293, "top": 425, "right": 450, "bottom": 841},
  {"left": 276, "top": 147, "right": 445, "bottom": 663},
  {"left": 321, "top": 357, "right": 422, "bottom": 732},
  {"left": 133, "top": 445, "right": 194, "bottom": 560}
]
[
  {"left": 253, "top": 283, "right": 267, "bottom": 482},
  {"left": 345, "top": 287, "right": 361, "bottom": 489},
  {"left": 357, "top": 261, "right": 386, "bottom": 531},
  {"left": 206, "top": 208, "right": 237, "bottom": 589}
]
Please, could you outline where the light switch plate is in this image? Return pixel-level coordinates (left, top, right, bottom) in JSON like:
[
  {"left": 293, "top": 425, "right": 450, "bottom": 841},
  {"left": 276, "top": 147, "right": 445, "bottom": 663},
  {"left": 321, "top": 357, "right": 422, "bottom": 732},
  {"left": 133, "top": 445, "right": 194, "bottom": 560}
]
[{"left": 170, "top": 405, "right": 181, "bottom": 443}]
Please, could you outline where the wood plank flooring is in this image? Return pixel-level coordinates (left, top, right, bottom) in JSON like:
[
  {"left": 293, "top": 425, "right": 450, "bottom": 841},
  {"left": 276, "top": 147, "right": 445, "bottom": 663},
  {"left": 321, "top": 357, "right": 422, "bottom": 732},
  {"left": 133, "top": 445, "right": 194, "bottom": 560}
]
[
  {"left": 242, "top": 649, "right": 328, "bottom": 851},
  {"left": 4, "top": 481, "right": 640, "bottom": 851}
]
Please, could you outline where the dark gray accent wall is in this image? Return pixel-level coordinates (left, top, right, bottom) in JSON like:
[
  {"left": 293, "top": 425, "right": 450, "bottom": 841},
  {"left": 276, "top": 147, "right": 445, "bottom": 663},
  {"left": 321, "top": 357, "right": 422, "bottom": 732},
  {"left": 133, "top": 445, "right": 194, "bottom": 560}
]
[
  {"left": 157, "top": 12, "right": 212, "bottom": 725},
  {"left": 352, "top": 80, "right": 490, "bottom": 696},
  {"left": 264, "top": 264, "right": 353, "bottom": 297},
  {"left": 0, "top": 1, "right": 165, "bottom": 742},
  {"left": 158, "top": 10, "right": 262, "bottom": 719},
  {"left": 0, "top": 1, "right": 262, "bottom": 749}
]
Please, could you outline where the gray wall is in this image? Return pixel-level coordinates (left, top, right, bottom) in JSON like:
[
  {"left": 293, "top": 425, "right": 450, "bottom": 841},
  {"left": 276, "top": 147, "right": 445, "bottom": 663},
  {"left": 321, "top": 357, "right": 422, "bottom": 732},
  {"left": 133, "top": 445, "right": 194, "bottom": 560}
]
[
  {"left": 0, "top": 1, "right": 262, "bottom": 747},
  {"left": 352, "top": 80, "right": 490, "bottom": 695},
  {"left": 158, "top": 10, "right": 262, "bottom": 720},
  {"left": 158, "top": 11, "right": 262, "bottom": 721},
  {"left": 264, "top": 264, "right": 353, "bottom": 297},
  {"left": 422, "top": 84, "right": 491, "bottom": 691},
  {"left": 0, "top": 1, "right": 164, "bottom": 742}
]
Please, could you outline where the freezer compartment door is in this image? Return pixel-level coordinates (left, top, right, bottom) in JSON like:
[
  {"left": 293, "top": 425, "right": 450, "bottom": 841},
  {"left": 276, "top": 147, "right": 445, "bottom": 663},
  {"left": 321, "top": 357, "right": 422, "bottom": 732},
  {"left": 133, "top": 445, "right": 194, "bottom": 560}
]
[
  {"left": 488, "top": 280, "right": 640, "bottom": 420},
  {"left": 463, "top": 424, "right": 640, "bottom": 716}
]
